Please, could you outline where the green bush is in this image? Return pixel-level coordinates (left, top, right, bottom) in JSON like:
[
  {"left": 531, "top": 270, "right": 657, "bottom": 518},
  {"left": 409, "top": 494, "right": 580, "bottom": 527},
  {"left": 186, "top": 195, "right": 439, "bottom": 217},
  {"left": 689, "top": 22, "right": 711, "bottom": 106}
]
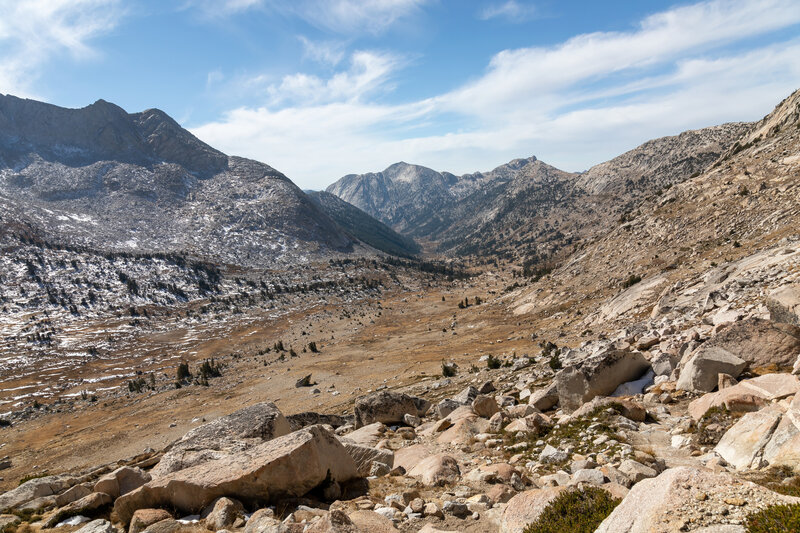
[
  {"left": 487, "top": 354, "right": 501, "bottom": 370},
  {"left": 523, "top": 486, "right": 621, "bottom": 533},
  {"left": 442, "top": 361, "right": 457, "bottom": 377},
  {"left": 746, "top": 503, "right": 800, "bottom": 532}
]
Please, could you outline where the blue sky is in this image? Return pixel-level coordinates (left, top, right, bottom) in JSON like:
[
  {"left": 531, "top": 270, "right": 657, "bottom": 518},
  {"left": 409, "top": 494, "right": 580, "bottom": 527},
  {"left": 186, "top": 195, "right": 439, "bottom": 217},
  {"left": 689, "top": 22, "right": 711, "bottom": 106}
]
[{"left": 2, "top": 1, "right": 800, "bottom": 189}]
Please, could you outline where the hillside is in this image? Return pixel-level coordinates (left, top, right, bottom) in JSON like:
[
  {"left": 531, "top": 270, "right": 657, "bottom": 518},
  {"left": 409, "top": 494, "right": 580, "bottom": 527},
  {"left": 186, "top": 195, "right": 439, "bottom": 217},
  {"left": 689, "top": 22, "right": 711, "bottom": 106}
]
[
  {"left": 511, "top": 88, "right": 800, "bottom": 324},
  {"left": 0, "top": 94, "right": 358, "bottom": 267},
  {"left": 306, "top": 190, "right": 420, "bottom": 258}
]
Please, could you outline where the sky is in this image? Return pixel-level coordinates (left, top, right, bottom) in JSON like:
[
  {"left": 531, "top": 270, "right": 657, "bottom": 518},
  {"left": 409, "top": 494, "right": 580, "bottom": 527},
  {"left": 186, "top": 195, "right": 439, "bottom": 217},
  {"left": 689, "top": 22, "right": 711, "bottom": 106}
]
[{"left": 1, "top": 1, "right": 800, "bottom": 189}]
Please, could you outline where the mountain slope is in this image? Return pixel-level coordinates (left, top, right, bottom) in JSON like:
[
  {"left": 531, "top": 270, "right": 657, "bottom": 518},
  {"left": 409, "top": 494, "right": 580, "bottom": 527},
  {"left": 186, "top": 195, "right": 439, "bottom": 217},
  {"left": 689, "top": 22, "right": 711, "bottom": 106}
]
[
  {"left": 306, "top": 190, "right": 420, "bottom": 258},
  {"left": 0, "top": 94, "right": 358, "bottom": 266},
  {"left": 327, "top": 122, "right": 747, "bottom": 262},
  {"left": 512, "top": 88, "right": 800, "bottom": 322}
]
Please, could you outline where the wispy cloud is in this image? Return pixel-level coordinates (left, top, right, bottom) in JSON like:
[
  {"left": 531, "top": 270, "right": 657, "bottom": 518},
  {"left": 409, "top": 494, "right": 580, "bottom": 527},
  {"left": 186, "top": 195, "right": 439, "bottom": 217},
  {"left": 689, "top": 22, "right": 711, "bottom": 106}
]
[
  {"left": 298, "top": 36, "right": 347, "bottom": 67},
  {"left": 186, "top": 0, "right": 428, "bottom": 34},
  {"left": 0, "top": 0, "right": 123, "bottom": 97},
  {"left": 480, "top": 1, "right": 538, "bottom": 22},
  {"left": 192, "top": 0, "right": 800, "bottom": 189}
]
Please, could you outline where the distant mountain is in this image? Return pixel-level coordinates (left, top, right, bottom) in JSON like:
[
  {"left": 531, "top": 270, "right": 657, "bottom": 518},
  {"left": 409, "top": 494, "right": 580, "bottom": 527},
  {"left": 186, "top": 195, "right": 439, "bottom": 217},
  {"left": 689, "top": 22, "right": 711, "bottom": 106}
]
[
  {"left": 0, "top": 94, "right": 358, "bottom": 266},
  {"left": 327, "top": 124, "right": 748, "bottom": 262},
  {"left": 306, "top": 190, "right": 420, "bottom": 258}
]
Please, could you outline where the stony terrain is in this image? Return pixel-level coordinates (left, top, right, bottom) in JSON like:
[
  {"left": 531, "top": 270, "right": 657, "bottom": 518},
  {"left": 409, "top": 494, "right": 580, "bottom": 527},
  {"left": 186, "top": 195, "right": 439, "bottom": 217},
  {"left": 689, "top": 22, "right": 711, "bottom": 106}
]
[{"left": 1, "top": 88, "right": 800, "bottom": 533}]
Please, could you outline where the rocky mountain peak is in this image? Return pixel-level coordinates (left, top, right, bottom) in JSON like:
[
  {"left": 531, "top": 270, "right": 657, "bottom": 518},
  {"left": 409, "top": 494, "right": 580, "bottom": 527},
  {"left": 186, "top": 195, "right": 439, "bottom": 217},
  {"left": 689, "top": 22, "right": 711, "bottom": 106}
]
[
  {"left": 0, "top": 95, "right": 362, "bottom": 266},
  {"left": 741, "top": 87, "right": 800, "bottom": 146}
]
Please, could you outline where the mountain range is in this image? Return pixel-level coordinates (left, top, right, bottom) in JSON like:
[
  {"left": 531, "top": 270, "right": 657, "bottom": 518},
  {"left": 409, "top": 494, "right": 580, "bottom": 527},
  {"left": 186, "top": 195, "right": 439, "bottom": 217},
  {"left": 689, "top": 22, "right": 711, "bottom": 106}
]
[
  {"left": 326, "top": 123, "right": 749, "bottom": 264},
  {"left": 0, "top": 94, "right": 400, "bottom": 268}
]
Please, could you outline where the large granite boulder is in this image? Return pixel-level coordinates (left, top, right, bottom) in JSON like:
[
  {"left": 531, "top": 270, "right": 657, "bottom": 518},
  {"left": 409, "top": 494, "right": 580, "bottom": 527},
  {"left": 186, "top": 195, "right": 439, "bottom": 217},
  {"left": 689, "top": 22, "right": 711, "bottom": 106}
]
[
  {"left": 688, "top": 373, "right": 800, "bottom": 420},
  {"left": 702, "top": 317, "right": 800, "bottom": 368},
  {"left": 152, "top": 402, "right": 291, "bottom": 477},
  {"left": 499, "top": 487, "right": 567, "bottom": 533},
  {"left": 596, "top": 467, "right": 800, "bottom": 532},
  {"left": 114, "top": 425, "right": 359, "bottom": 524},
  {"left": 0, "top": 474, "right": 78, "bottom": 511},
  {"left": 353, "top": 391, "right": 430, "bottom": 429},
  {"left": 94, "top": 466, "right": 151, "bottom": 498},
  {"left": 341, "top": 442, "right": 394, "bottom": 477},
  {"left": 717, "top": 393, "right": 800, "bottom": 470},
  {"left": 767, "top": 285, "right": 800, "bottom": 326},
  {"left": 676, "top": 347, "right": 747, "bottom": 392},
  {"left": 555, "top": 350, "right": 650, "bottom": 411}
]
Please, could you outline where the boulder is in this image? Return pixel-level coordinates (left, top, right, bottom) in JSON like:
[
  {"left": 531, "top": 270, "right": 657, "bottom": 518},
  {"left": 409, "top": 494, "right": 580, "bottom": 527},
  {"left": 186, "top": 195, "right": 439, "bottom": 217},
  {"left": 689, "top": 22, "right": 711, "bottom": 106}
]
[
  {"left": 140, "top": 519, "right": 209, "bottom": 533},
  {"left": 555, "top": 350, "right": 650, "bottom": 411},
  {"left": 650, "top": 353, "right": 677, "bottom": 377},
  {"left": 702, "top": 318, "right": 800, "bottom": 368},
  {"left": 130, "top": 509, "right": 173, "bottom": 533},
  {"left": 407, "top": 454, "right": 460, "bottom": 486},
  {"left": 471, "top": 395, "right": 499, "bottom": 418},
  {"left": 499, "top": 487, "right": 566, "bottom": 533},
  {"left": 436, "top": 408, "right": 490, "bottom": 446},
  {"left": 0, "top": 516, "right": 20, "bottom": 531},
  {"left": 528, "top": 383, "right": 559, "bottom": 411},
  {"left": 0, "top": 474, "right": 78, "bottom": 511},
  {"left": 453, "top": 386, "right": 479, "bottom": 405},
  {"left": 74, "top": 519, "right": 116, "bottom": 533},
  {"left": 201, "top": 497, "right": 243, "bottom": 530},
  {"left": 539, "top": 445, "right": 568, "bottom": 464},
  {"left": 341, "top": 442, "right": 394, "bottom": 478},
  {"left": 346, "top": 510, "right": 396, "bottom": 533},
  {"left": 339, "top": 422, "right": 386, "bottom": 447},
  {"left": 571, "top": 397, "right": 646, "bottom": 422},
  {"left": 152, "top": 402, "right": 291, "bottom": 477},
  {"left": 617, "top": 460, "right": 657, "bottom": 483},
  {"left": 285, "top": 412, "right": 351, "bottom": 431},
  {"left": 596, "top": 467, "right": 800, "bottom": 533},
  {"left": 676, "top": 347, "right": 747, "bottom": 392},
  {"left": 304, "top": 510, "right": 358, "bottom": 533},
  {"left": 353, "top": 391, "right": 429, "bottom": 429},
  {"left": 114, "top": 425, "right": 359, "bottom": 524},
  {"left": 716, "top": 393, "right": 800, "bottom": 470},
  {"left": 43, "top": 492, "right": 112, "bottom": 528},
  {"left": 767, "top": 285, "right": 800, "bottom": 326},
  {"left": 94, "top": 467, "right": 151, "bottom": 498},
  {"left": 688, "top": 373, "right": 800, "bottom": 420},
  {"left": 468, "top": 463, "right": 521, "bottom": 484},
  {"left": 243, "top": 509, "right": 285, "bottom": 533},
  {"left": 54, "top": 485, "right": 92, "bottom": 507},
  {"left": 504, "top": 413, "right": 550, "bottom": 435},
  {"left": 392, "top": 444, "right": 432, "bottom": 472},
  {"left": 570, "top": 469, "right": 605, "bottom": 486},
  {"left": 434, "top": 399, "right": 460, "bottom": 420}
]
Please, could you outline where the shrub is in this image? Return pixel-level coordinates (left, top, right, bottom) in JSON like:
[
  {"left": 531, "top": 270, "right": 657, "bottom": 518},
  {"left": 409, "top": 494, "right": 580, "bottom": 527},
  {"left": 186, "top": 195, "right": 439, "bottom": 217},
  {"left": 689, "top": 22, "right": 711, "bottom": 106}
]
[
  {"left": 487, "top": 354, "right": 501, "bottom": 370},
  {"left": 442, "top": 361, "right": 457, "bottom": 377},
  {"left": 622, "top": 274, "right": 642, "bottom": 289},
  {"left": 548, "top": 353, "right": 562, "bottom": 371},
  {"left": 745, "top": 503, "right": 800, "bottom": 532},
  {"left": 177, "top": 361, "right": 191, "bottom": 381},
  {"left": 523, "top": 486, "right": 621, "bottom": 533},
  {"left": 198, "top": 358, "right": 222, "bottom": 379}
]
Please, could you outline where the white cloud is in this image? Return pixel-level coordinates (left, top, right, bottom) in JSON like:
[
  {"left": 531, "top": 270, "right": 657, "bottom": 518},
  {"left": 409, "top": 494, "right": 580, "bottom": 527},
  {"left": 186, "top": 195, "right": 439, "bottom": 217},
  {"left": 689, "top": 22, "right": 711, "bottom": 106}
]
[
  {"left": 480, "top": 1, "right": 538, "bottom": 22},
  {"left": 264, "top": 50, "right": 402, "bottom": 106},
  {"left": 191, "top": 0, "right": 800, "bottom": 190},
  {"left": 186, "top": 0, "right": 428, "bottom": 34},
  {"left": 0, "top": 0, "right": 122, "bottom": 97},
  {"left": 298, "top": 36, "right": 347, "bottom": 67}
]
